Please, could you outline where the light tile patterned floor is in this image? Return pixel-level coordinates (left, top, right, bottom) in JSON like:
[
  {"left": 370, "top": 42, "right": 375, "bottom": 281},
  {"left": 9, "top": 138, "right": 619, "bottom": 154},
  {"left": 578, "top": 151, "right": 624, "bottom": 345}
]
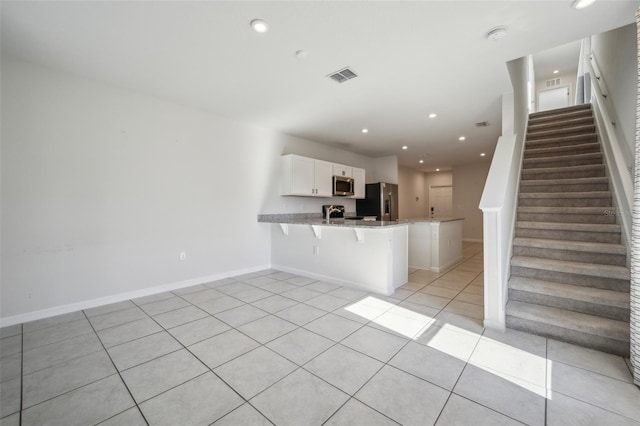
[{"left": 1, "top": 242, "right": 639, "bottom": 425}]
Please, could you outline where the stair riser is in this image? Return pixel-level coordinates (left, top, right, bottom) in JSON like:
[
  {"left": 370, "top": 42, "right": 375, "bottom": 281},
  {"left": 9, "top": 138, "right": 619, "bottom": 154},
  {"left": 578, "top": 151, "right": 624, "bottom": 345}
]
[
  {"left": 526, "top": 136, "right": 598, "bottom": 150},
  {"left": 512, "top": 246, "right": 626, "bottom": 266},
  {"left": 527, "top": 127, "right": 595, "bottom": 141},
  {"left": 520, "top": 183, "right": 609, "bottom": 193},
  {"left": 529, "top": 105, "right": 591, "bottom": 119},
  {"left": 516, "top": 212, "right": 616, "bottom": 224},
  {"left": 524, "top": 145, "right": 600, "bottom": 159},
  {"left": 515, "top": 228, "right": 621, "bottom": 244},
  {"left": 528, "top": 118, "right": 594, "bottom": 133},
  {"left": 510, "top": 266, "right": 629, "bottom": 291},
  {"left": 518, "top": 198, "right": 612, "bottom": 208},
  {"left": 522, "top": 168, "right": 605, "bottom": 180},
  {"left": 508, "top": 289, "right": 630, "bottom": 321},
  {"left": 506, "top": 316, "right": 629, "bottom": 357},
  {"left": 523, "top": 157, "right": 602, "bottom": 169}
]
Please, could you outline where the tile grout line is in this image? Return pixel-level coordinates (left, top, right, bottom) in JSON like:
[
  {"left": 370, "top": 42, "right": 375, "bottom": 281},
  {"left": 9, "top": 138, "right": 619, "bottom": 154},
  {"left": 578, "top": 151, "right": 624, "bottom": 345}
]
[
  {"left": 80, "top": 310, "right": 150, "bottom": 426},
  {"left": 136, "top": 295, "right": 275, "bottom": 425},
  {"left": 545, "top": 336, "right": 549, "bottom": 426},
  {"left": 10, "top": 258, "right": 485, "bottom": 425},
  {"left": 19, "top": 323, "right": 23, "bottom": 426}
]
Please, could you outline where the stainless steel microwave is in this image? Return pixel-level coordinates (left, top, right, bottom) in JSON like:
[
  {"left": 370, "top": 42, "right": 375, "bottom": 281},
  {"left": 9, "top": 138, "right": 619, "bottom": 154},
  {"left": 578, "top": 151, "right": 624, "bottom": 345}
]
[{"left": 333, "top": 175, "right": 354, "bottom": 196}]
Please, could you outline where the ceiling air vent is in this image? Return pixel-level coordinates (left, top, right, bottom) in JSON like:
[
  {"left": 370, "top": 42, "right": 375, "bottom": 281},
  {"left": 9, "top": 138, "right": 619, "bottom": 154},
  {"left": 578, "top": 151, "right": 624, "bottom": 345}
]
[
  {"left": 475, "top": 121, "right": 490, "bottom": 127},
  {"left": 327, "top": 67, "right": 358, "bottom": 83}
]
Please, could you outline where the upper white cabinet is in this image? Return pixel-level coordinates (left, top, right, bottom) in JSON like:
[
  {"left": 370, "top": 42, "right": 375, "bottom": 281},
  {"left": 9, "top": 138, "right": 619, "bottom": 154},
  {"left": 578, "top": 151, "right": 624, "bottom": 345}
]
[
  {"left": 282, "top": 154, "right": 365, "bottom": 198},
  {"left": 333, "top": 164, "right": 352, "bottom": 178},
  {"left": 282, "top": 154, "right": 333, "bottom": 197},
  {"left": 352, "top": 167, "right": 366, "bottom": 199},
  {"left": 314, "top": 160, "right": 333, "bottom": 197}
]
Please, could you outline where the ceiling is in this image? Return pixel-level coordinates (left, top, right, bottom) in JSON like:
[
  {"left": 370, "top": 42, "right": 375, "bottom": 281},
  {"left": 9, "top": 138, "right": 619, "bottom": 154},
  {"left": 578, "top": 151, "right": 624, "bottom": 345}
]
[
  {"left": 1, "top": 1, "right": 638, "bottom": 171},
  {"left": 533, "top": 40, "right": 582, "bottom": 82}
]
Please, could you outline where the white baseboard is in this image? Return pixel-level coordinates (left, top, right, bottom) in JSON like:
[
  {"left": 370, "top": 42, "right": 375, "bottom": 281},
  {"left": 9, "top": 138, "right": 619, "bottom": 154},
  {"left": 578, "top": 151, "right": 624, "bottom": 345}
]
[
  {"left": 431, "top": 256, "right": 464, "bottom": 273},
  {"left": 463, "top": 238, "right": 483, "bottom": 243},
  {"left": 0, "top": 264, "right": 271, "bottom": 327}
]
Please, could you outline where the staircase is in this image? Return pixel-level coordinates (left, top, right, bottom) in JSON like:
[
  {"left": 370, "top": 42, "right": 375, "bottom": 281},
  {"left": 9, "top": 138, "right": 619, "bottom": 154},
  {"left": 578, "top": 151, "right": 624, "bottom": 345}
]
[{"left": 506, "top": 104, "right": 631, "bottom": 357}]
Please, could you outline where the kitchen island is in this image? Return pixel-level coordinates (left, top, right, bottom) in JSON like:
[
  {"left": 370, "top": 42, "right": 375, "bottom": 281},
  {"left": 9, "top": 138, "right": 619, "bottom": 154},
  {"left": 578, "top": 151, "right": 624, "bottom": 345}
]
[
  {"left": 259, "top": 215, "right": 408, "bottom": 295},
  {"left": 408, "top": 217, "right": 464, "bottom": 272}
]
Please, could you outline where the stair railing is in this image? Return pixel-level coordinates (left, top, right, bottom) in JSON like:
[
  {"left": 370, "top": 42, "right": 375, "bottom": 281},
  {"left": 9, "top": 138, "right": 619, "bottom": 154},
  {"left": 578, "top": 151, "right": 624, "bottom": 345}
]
[{"left": 587, "top": 53, "right": 633, "bottom": 249}]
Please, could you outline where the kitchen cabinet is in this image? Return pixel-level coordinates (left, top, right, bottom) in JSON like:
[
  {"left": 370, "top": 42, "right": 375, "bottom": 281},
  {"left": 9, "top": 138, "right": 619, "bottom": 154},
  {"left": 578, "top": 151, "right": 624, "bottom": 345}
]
[
  {"left": 282, "top": 154, "right": 333, "bottom": 197},
  {"left": 332, "top": 164, "right": 352, "bottom": 178},
  {"left": 351, "top": 167, "right": 365, "bottom": 199}
]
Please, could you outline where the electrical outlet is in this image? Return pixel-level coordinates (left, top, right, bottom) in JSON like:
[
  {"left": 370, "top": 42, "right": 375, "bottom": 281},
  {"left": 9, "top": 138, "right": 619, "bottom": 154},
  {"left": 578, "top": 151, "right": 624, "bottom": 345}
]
[{"left": 179, "top": 251, "right": 186, "bottom": 261}]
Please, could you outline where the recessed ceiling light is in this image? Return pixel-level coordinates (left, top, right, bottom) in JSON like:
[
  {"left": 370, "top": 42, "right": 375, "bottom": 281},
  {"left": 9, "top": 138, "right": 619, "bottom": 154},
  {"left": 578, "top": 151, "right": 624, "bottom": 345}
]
[
  {"left": 419, "top": 160, "right": 424, "bottom": 164},
  {"left": 486, "top": 26, "right": 508, "bottom": 41},
  {"left": 458, "top": 136, "right": 466, "bottom": 141},
  {"left": 361, "top": 128, "right": 369, "bottom": 134},
  {"left": 428, "top": 113, "right": 437, "bottom": 119},
  {"left": 250, "top": 19, "right": 269, "bottom": 33},
  {"left": 572, "top": 0, "right": 597, "bottom": 9},
  {"left": 480, "top": 153, "right": 486, "bottom": 157},
  {"left": 295, "top": 50, "right": 308, "bottom": 59},
  {"left": 436, "top": 168, "right": 440, "bottom": 172},
  {"left": 402, "top": 146, "right": 408, "bottom": 150},
  {"left": 553, "top": 70, "right": 559, "bottom": 74}
]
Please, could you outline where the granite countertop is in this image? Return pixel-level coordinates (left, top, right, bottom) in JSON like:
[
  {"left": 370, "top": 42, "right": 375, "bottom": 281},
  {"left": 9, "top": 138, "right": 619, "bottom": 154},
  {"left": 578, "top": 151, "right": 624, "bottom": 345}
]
[
  {"left": 257, "top": 214, "right": 408, "bottom": 228},
  {"left": 408, "top": 217, "right": 465, "bottom": 223}
]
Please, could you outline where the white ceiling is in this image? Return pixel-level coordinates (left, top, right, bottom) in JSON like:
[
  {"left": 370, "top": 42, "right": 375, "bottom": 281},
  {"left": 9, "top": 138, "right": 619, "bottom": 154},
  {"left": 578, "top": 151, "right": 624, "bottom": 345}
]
[
  {"left": 1, "top": 1, "right": 637, "bottom": 171},
  {"left": 533, "top": 39, "right": 582, "bottom": 81}
]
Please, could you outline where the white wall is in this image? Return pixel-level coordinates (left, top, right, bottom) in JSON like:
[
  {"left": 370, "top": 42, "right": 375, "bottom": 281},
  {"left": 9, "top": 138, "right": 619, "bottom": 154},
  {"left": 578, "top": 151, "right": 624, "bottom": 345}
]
[
  {"left": 452, "top": 162, "right": 491, "bottom": 241},
  {"left": 368, "top": 155, "right": 398, "bottom": 184},
  {"left": 398, "top": 166, "right": 427, "bottom": 219},
  {"left": 591, "top": 23, "right": 636, "bottom": 157},
  {"left": 0, "top": 56, "right": 374, "bottom": 321}
]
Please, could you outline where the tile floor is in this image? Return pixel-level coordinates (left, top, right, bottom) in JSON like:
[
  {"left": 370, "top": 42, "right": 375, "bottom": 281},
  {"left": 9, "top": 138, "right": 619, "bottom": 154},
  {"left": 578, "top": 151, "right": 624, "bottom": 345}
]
[{"left": 1, "top": 242, "right": 639, "bottom": 425}]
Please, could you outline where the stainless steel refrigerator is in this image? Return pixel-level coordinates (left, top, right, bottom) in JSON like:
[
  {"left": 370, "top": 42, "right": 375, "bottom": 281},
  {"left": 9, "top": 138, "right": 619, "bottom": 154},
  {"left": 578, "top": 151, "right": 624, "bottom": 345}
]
[{"left": 356, "top": 182, "right": 399, "bottom": 221}]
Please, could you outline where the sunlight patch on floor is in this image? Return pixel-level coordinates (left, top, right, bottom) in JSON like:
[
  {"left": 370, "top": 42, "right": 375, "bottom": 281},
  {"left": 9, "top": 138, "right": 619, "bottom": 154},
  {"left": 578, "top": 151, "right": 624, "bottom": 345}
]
[{"left": 344, "top": 295, "right": 551, "bottom": 399}]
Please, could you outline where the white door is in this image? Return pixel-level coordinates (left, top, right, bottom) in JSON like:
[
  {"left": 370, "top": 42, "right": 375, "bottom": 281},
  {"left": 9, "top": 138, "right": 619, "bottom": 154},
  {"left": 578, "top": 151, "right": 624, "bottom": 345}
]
[
  {"left": 429, "top": 186, "right": 452, "bottom": 218},
  {"left": 538, "top": 86, "right": 570, "bottom": 112}
]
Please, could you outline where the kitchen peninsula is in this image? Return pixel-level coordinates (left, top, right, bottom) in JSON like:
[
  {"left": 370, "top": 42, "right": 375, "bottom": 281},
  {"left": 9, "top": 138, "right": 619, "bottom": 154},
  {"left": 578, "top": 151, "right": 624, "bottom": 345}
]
[
  {"left": 408, "top": 218, "right": 465, "bottom": 272},
  {"left": 258, "top": 214, "right": 408, "bottom": 295}
]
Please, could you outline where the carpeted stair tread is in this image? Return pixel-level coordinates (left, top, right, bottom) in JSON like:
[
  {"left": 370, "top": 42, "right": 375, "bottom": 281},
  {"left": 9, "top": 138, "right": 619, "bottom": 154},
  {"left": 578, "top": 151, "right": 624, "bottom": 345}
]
[
  {"left": 506, "top": 301, "right": 629, "bottom": 342},
  {"left": 524, "top": 142, "right": 600, "bottom": 158},
  {"left": 515, "top": 221, "right": 621, "bottom": 232},
  {"left": 518, "top": 206, "right": 613, "bottom": 214},
  {"left": 509, "top": 277, "right": 630, "bottom": 308},
  {"left": 528, "top": 116, "right": 595, "bottom": 132},
  {"left": 520, "top": 176, "right": 608, "bottom": 187},
  {"left": 513, "top": 237, "right": 625, "bottom": 255},
  {"left": 527, "top": 124, "right": 596, "bottom": 140},
  {"left": 529, "top": 104, "right": 592, "bottom": 119},
  {"left": 521, "top": 164, "right": 604, "bottom": 177},
  {"left": 511, "top": 255, "right": 630, "bottom": 280},
  {"left": 522, "top": 152, "right": 602, "bottom": 167},
  {"left": 525, "top": 133, "right": 597, "bottom": 148},
  {"left": 519, "top": 191, "right": 611, "bottom": 199}
]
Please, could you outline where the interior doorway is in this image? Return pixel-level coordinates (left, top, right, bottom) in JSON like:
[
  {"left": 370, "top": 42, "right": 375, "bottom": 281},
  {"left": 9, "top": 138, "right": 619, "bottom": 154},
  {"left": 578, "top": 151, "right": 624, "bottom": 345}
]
[
  {"left": 538, "top": 85, "right": 570, "bottom": 112},
  {"left": 429, "top": 185, "right": 452, "bottom": 218}
]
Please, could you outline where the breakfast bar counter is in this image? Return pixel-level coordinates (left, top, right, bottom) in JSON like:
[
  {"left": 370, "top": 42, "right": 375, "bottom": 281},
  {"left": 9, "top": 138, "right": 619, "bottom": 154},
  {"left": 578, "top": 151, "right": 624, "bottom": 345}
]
[{"left": 258, "top": 214, "right": 408, "bottom": 295}]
